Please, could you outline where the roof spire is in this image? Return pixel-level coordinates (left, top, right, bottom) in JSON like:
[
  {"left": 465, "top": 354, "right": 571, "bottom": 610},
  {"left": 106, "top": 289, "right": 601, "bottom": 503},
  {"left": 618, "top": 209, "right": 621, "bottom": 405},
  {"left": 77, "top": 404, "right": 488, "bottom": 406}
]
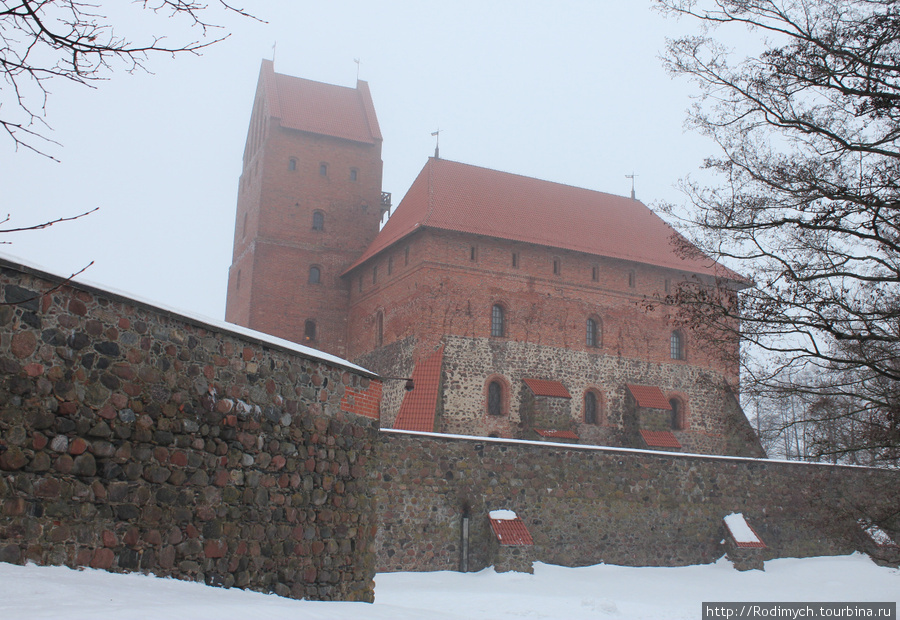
[
  {"left": 354, "top": 58, "right": 361, "bottom": 81},
  {"left": 431, "top": 128, "right": 442, "bottom": 159},
  {"left": 625, "top": 172, "right": 638, "bottom": 200}
]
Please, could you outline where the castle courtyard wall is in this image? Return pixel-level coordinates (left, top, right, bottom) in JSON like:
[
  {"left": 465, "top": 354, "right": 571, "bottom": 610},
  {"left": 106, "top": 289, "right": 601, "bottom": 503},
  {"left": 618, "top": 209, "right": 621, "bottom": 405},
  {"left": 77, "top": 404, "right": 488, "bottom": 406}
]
[
  {"left": 0, "top": 258, "right": 381, "bottom": 602},
  {"left": 374, "top": 430, "right": 900, "bottom": 573}
]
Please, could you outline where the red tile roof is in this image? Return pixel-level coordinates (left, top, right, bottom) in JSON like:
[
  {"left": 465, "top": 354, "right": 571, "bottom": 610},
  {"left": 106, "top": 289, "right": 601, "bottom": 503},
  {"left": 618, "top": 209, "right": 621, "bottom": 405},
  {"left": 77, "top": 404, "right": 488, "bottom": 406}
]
[
  {"left": 346, "top": 157, "right": 745, "bottom": 280},
  {"left": 723, "top": 514, "right": 767, "bottom": 548},
  {"left": 260, "top": 60, "right": 381, "bottom": 145},
  {"left": 392, "top": 346, "right": 443, "bottom": 432},
  {"left": 534, "top": 429, "right": 579, "bottom": 440},
  {"left": 490, "top": 517, "right": 534, "bottom": 546},
  {"left": 626, "top": 384, "right": 672, "bottom": 410},
  {"left": 639, "top": 430, "right": 682, "bottom": 449},
  {"left": 523, "top": 378, "right": 572, "bottom": 399}
]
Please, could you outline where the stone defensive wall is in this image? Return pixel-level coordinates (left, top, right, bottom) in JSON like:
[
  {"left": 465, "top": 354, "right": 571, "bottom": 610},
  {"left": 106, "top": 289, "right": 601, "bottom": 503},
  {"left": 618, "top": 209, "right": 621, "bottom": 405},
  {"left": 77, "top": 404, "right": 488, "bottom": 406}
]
[
  {"left": 374, "top": 430, "right": 900, "bottom": 573},
  {"left": 0, "top": 257, "right": 382, "bottom": 602}
]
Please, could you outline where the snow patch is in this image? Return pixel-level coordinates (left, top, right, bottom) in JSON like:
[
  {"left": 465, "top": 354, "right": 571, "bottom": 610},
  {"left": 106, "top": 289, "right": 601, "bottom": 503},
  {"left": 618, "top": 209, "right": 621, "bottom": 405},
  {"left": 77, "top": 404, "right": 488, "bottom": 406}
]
[
  {"left": 724, "top": 512, "right": 761, "bottom": 545},
  {"left": 489, "top": 510, "right": 518, "bottom": 521}
]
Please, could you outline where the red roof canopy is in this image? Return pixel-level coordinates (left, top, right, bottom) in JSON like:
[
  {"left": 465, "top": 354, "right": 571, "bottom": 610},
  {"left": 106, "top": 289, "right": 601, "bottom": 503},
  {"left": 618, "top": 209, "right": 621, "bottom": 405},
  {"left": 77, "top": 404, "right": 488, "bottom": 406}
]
[
  {"left": 534, "top": 429, "right": 579, "bottom": 440},
  {"left": 490, "top": 517, "right": 534, "bottom": 546},
  {"left": 523, "top": 378, "right": 572, "bottom": 399},
  {"left": 392, "top": 346, "right": 443, "bottom": 432},
  {"left": 347, "top": 158, "right": 744, "bottom": 280},
  {"left": 260, "top": 59, "right": 381, "bottom": 145},
  {"left": 627, "top": 384, "right": 673, "bottom": 410},
  {"left": 639, "top": 430, "right": 682, "bottom": 449}
]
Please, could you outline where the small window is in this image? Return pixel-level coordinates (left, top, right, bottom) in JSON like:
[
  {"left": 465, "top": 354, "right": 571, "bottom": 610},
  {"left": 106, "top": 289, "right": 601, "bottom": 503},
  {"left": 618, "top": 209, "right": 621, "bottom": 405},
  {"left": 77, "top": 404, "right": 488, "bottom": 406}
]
[
  {"left": 288, "top": 158, "right": 297, "bottom": 171},
  {"left": 319, "top": 163, "right": 328, "bottom": 177},
  {"left": 670, "top": 331, "right": 684, "bottom": 360},
  {"left": 470, "top": 246, "right": 477, "bottom": 261},
  {"left": 488, "top": 381, "right": 503, "bottom": 416},
  {"left": 670, "top": 398, "right": 683, "bottom": 430},
  {"left": 628, "top": 269, "right": 636, "bottom": 288},
  {"left": 512, "top": 253, "right": 519, "bottom": 268},
  {"left": 375, "top": 311, "right": 384, "bottom": 348},
  {"left": 491, "top": 304, "right": 505, "bottom": 338},
  {"left": 349, "top": 168, "right": 358, "bottom": 182},
  {"left": 584, "top": 391, "right": 598, "bottom": 424},
  {"left": 358, "top": 277, "right": 363, "bottom": 292},
  {"left": 242, "top": 212, "right": 248, "bottom": 239},
  {"left": 372, "top": 265, "right": 378, "bottom": 284},
  {"left": 665, "top": 278, "right": 671, "bottom": 294},
  {"left": 304, "top": 320, "right": 316, "bottom": 342},
  {"left": 592, "top": 266, "right": 599, "bottom": 282},
  {"left": 404, "top": 246, "right": 410, "bottom": 265},
  {"left": 388, "top": 255, "right": 394, "bottom": 275},
  {"left": 236, "top": 270, "right": 241, "bottom": 290},
  {"left": 553, "top": 257, "right": 561, "bottom": 275},
  {"left": 312, "top": 210, "right": 325, "bottom": 231},
  {"left": 586, "top": 317, "right": 601, "bottom": 348},
  {"left": 308, "top": 266, "right": 321, "bottom": 284}
]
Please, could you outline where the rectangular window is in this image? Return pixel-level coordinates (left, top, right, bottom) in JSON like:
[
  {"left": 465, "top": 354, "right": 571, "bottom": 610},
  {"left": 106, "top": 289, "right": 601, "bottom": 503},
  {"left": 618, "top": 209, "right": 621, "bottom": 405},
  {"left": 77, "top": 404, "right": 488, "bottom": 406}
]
[
  {"left": 553, "top": 257, "right": 561, "bottom": 275},
  {"left": 592, "top": 266, "right": 599, "bottom": 282},
  {"left": 349, "top": 168, "right": 358, "bottom": 182},
  {"left": 665, "top": 278, "right": 671, "bottom": 293},
  {"left": 319, "top": 163, "right": 328, "bottom": 177},
  {"left": 512, "top": 253, "right": 519, "bottom": 268},
  {"left": 628, "top": 270, "right": 636, "bottom": 288},
  {"left": 358, "top": 277, "right": 363, "bottom": 292},
  {"left": 388, "top": 255, "right": 394, "bottom": 275},
  {"left": 404, "top": 246, "right": 410, "bottom": 265},
  {"left": 470, "top": 246, "right": 477, "bottom": 261},
  {"left": 373, "top": 265, "right": 378, "bottom": 284}
]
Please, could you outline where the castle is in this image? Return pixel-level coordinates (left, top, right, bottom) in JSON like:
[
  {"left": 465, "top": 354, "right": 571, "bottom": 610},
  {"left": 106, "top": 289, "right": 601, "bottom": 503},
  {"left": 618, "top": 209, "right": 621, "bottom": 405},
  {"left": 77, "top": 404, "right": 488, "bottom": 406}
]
[{"left": 225, "top": 60, "right": 763, "bottom": 458}]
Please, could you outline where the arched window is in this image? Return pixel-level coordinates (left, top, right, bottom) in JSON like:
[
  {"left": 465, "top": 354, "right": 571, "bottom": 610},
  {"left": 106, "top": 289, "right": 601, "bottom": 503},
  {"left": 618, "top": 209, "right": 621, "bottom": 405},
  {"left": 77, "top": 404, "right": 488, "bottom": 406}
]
[
  {"left": 586, "top": 317, "right": 602, "bottom": 348},
  {"left": 304, "top": 320, "right": 316, "bottom": 342},
  {"left": 670, "top": 398, "right": 685, "bottom": 430},
  {"left": 319, "top": 162, "right": 328, "bottom": 177},
  {"left": 375, "top": 311, "right": 384, "bottom": 348},
  {"left": 312, "top": 211, "right": 325, "bottom": 231},
  {"left": 488, "top": 381, "right": 503, "bottom": 416},
  {"left": 288, "top": 158, "right": 297, "bottom": 171},
  {"left": 584, "top": 390, "right": 598, "bottom": 424},
  {"left": 491, "top": 304, "right": 505, "bottom": 337},
  {"left": 308, "top": 266, "right": 321, "bottom": 284},
  {"left": 670, "top": 331, "right": 684, "bottom": 360}
]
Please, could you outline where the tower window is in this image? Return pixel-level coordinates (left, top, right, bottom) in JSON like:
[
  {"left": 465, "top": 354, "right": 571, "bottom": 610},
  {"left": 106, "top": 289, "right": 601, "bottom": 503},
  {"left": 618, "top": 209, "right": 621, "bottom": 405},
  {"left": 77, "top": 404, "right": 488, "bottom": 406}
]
[
  {"left": 584, "top": 391, "right": 598, "bottom": 424},
  {"left": 308, "top": 266, "right": 321, "bottom": 284},
  {"left": 512, "top": 253, "right": 519, "bottom": 268},
  {"left": 236, "top": 270, "right": 241, "bottom": 290},
  {"left": 592, "top": 266, "right": 599, "bottom": 282},
  {"left": 358, "top": 276, "right": 363, "bottom": 292},
  {"left": 628, "top": 269, "right": 636, "bottom": 288},
  {"left": 586, "top": 317, "right": 602, "bottom": 348},
  {"left": 670, "top": 331, "right": 684, "bottom": 360},
  {"left": 665, "top": 278, "right": 671, "bottom": 294},
  {"left": 288, "top": 158, "right": 297, "bottom": 171},
  {"left": 242, "top": 212, "right": 248, "bottom": 239},
  {"left": 487, "top": 380, "right": 504, "bottom": 416},
  {"left": 304, "top": 320, "right": 316, "bottom": 342},
  {"left": 375, "top": 311, "right": 384, "bottom": 348},
  {"left": 319, "top": 163, "right": 328, "bottom": 177},
  {"left": 491, "top": 304, "right": 505, "bottom": 337},
  {"left": 470, "top": 246, "right": 477, "bottom": 261},
  {"left": 388, "top": 255, "right": 394, "bottom": 275},
  {"left": 553, "top": 257, "right": 561, "bottom": 275},
  {"left": 404, "top": 246, "right": 410, "bottom": 265},
  {"left": 372, "top": 265, "right": 378, "bottom": 284},
  {"left": 670, "top": 398, "right": 684, "bottom": 430},
  {"left": 312, "top": 210, "right": 325, "bottom": 231},
  {"left": 349, "top": 168, "right": 358, "bottom": 182}
]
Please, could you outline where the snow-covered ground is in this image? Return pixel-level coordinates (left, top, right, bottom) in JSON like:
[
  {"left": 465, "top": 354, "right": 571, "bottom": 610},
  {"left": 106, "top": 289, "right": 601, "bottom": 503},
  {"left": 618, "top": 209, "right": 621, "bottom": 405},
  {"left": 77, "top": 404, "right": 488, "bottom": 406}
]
[{"left": 1, "top": 555, "right": 897, "bottom": 620}]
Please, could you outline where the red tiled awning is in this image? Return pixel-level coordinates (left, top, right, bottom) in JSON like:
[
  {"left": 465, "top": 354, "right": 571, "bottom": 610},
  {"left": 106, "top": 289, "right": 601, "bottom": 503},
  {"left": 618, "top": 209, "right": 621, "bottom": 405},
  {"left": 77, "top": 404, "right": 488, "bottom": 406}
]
[
  {"left": 626, "top": 384, "right": 672, "bottom": 409},
  {"left": 639, "top": 429, "right": 682, "bottom": 449},
  {"left": 392, "top": 346, "right": 443, "bottom": 432},
  {"left": 534, "top": 429, "right": 579, "bottom": 440},
  {"left": 724, "top": 513, "right": 766, "bottom": 548},
  {"left": 523, "top": 378, "right": 571, "bottom": 398},
  {"left": 490, "top": 518, "right": 534, "bottom": 546}
]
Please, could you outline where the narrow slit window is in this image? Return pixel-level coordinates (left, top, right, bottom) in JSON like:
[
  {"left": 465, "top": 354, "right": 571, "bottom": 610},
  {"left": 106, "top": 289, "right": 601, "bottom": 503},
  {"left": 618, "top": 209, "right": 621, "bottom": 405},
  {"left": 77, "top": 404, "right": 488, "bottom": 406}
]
[
  {"left": 491, "top": 304, "right": 505, "bottom": 337},
  {"left": 585, "top": 391, "right": 598, "bottom": 424}
]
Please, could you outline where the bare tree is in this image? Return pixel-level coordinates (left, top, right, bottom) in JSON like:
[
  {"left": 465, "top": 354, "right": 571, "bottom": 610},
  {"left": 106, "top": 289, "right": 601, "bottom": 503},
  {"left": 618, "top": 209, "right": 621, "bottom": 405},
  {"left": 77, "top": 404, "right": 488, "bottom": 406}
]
[
  {"left": 1, "top": 0, "right": 258, "bottom": 158},
  {"left": 656, "top": 0, "right": 900, "bottom": 464}
]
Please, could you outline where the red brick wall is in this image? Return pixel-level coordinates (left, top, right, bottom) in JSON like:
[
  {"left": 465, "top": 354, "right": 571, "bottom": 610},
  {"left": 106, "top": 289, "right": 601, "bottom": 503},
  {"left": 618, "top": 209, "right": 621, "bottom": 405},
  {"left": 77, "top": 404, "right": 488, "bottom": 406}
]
[{"left": 226, "top": 115, "right": 384, "bottom": 358}]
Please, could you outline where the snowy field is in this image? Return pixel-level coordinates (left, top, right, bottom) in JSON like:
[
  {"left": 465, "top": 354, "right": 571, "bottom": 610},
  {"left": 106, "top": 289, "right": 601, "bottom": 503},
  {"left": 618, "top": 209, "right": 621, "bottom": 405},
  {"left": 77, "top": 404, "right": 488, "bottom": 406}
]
[{"left": 1, "top": 555, "right": 898, "bottom": 620}]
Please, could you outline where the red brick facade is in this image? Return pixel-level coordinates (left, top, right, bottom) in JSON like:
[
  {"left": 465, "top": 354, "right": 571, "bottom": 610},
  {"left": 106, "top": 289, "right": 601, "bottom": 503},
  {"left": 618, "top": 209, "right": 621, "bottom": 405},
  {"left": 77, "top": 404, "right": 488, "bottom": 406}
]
[{"left": 226, "top": 63, "right": 763, "bottom": 457}]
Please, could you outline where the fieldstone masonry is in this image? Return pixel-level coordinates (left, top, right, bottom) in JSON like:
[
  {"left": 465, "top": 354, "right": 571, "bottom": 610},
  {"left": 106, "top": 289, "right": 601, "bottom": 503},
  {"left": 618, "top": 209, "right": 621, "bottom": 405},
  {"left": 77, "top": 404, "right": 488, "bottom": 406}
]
[
  {"left": 0, "top": 258, "right": 381, "bottom": 602},
  {"left": 374, "top": 430, "right": 900, "bottom": 573}
]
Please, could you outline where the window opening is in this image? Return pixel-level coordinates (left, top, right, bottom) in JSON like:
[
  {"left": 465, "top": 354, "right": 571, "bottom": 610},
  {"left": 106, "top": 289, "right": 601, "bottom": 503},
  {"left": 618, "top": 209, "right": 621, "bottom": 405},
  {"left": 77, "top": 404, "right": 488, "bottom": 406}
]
[
  {"left": 491, "top": 304, "right": 505, "bottom": 337},
  {"left": 304, "top": 320, "right": 316, "bottom": 342},
  {"left": 308, "top": 266, "right": 321, "bottom": 284},
  {"left": 671, "top": 331, "right": 684, "bottom": 360},
  {"left": 288, "top": 158, "right": 297, "bottom": 171},
  {"left": 350, "top": 168, "right": 358, "bottom": 182},
  {"left": 553, "top": 257, "right": 561, "bottom": 275},
  {"left": 586, "top": 318, "right": 600, "bottom": 347},
  {"left": 372, "top": 265, "right": 378, "bottom": 284},
  {"left": 404, "top": 246, "right": 410, "bottom": 265},
  {"left": 628, "top": 269, "right": 636, "bottom": 288},
  {"left": 312, "top": 211, "right": 324, "bottom": 231},
  {"left": 585, "top": 391, "right": 598, "bottom": 424},
  {"left": 319, "top": 163, "right": 328, "bottom": 177},
  {"left": 488, "top": 381, "right": 503, "bottom": 416},
  {"left": 592, "top": 266, "right": 599, "bottom": 282},
  {"left": 512, "top": 253, "right": 519, "bottom": 268},
  {"left": 388, "top": 255, "right": 394, "bottom": 275},
  {"left": 670, "top": 398, "right": 682, "bottom": 430},
  {"left": 375, "top": 311, "right": 384, "bottom": 348}
]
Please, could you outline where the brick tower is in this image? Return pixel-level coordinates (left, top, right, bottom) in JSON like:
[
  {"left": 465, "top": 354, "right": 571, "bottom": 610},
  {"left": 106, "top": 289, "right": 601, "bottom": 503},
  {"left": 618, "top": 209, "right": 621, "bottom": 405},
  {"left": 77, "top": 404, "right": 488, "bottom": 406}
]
[{"left": 225, "top": 60, "right": 386, "bottom": 357}]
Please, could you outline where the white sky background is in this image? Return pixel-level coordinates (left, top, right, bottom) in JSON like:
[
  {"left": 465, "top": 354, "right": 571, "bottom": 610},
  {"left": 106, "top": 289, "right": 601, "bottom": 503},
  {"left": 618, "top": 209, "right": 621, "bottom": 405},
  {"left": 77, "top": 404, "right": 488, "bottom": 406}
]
[{"left": 1, "top": 1, "right": 723, "bottom": 320}]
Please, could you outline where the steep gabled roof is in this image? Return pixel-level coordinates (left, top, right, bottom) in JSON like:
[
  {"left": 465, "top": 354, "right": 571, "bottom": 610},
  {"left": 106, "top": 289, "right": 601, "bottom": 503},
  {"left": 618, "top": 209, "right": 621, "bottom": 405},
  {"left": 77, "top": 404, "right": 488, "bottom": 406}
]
[
  {"left": 392, "top": 346, "right": 443, "bottom": 432},
  {"left": 347, "top": 157, "right": 742, "bottom": 280},
  {"left": 260, "top": 59, "right": 381, "bottom": 145}
]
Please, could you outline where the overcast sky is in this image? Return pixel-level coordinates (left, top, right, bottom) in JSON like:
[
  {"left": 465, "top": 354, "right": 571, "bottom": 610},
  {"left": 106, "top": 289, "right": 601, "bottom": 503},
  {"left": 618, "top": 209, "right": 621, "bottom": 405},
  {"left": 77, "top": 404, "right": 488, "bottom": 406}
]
[{"left": 1, "top": 1, "right": 720, "bottom": 320}]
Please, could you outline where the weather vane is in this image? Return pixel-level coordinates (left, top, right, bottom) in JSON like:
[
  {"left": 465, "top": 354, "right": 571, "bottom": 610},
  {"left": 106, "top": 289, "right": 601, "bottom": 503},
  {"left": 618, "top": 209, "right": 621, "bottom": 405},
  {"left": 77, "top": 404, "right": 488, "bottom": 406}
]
[
  {"left": 625, "top": 172, "right": 638, "bottom": 200},
  {"left": 431, "top": 128, "right": 442, "bottom": 158}
]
